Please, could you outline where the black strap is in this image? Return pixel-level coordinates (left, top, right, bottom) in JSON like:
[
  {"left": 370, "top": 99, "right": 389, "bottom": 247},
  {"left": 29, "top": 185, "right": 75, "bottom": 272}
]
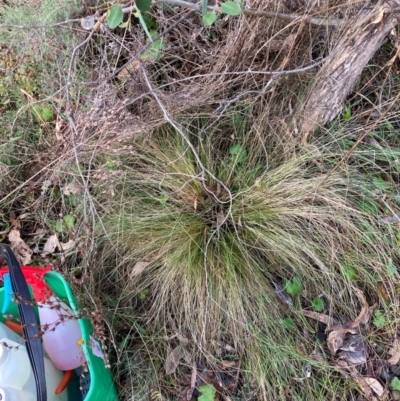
[{"left": 0, "top": 244, "right": 47, "bottom": 401}]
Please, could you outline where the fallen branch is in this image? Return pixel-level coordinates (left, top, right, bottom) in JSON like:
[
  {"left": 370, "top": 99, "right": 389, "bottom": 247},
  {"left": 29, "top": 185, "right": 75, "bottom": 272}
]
[{"left": 297, "top": 1, "right": 399, "bottom": 143}]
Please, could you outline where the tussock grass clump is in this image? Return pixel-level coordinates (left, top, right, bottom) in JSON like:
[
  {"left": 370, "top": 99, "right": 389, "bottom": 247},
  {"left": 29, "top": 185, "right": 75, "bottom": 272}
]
[{"left": 96, "top": 122, "right": 398, "bottom": 398}]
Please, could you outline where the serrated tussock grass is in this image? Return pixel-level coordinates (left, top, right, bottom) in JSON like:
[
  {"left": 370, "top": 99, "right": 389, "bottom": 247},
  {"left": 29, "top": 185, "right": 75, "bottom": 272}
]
[{"left": 96, "top": 123, "right": 397, "bottom": 398}]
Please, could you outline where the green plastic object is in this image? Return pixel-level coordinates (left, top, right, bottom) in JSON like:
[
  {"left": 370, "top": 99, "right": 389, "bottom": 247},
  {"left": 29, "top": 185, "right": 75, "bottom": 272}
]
[{"left": 0, "top": 270, "right": 119, "bottom": 401}]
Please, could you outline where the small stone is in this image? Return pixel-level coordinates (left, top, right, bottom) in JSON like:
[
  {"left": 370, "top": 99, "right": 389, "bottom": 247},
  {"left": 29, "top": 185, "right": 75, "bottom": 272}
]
[
  {"left": 375, "top": 344, "right": 385, "bottom": 355},
  {"left": 390, "top": 365, "right": 400, "bottom": 375},
  {"left": 380, "top": 366, "right": 394, "bottom": 381},
  {"left": 392, "top": 390, "right": 400, "bottom": 400}
]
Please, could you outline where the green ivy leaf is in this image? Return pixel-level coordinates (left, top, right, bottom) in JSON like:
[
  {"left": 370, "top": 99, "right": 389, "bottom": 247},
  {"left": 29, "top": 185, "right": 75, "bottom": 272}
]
[
  {"left": 136, "top": 0, "right": 152, "bottom": 13},
  {"left": 107, "top": 5, "right": 123, "bottom": 29},
  {"left": 229, "top": 143, "right": 247, "bottom": 164},
  {"left": 63, "top": 214, "right": 76, "bottom": 230},
  {"left": 202, "top": 11, "right": 217, "bottom": 26},
  {"left": 280, "top": 317, "right": 296, "bottom": 330},
  {"left": 198, "top": 384, "right": 216, "bottom": 401},
  {"left": 285, "top": 276, "right": 302, "bottom": 296},
  {"left": 55, "top": 221, "right": 63, "bottom": 233},
  {"left": 221, "top": 1, "right": 242, "bottom": 16},
  {"left": 312, "top": 297, "right": 324, "bottom": 312},
  {"left": 391, "top": 377, "right": 400, "bottom": 391},
  {"left": 343, "top": 264, "right": 357, "bottom": 281},
  {"left": 372, "top": 310, "right": 386, "bottom": 328}
]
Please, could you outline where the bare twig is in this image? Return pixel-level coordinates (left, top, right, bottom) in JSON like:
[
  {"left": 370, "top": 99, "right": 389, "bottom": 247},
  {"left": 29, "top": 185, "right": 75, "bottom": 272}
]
[
  {"left": 0, "top": 19, "right": 82, "bottom": 29},
  {"left": 122, "top": 1, "right": 344, "bottom": 26}
]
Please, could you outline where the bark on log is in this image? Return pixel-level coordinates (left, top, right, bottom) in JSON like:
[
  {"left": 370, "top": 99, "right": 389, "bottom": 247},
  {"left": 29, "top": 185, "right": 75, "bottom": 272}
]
[{"left": 297, "top": 1, "right": 399, "bottom": 144}]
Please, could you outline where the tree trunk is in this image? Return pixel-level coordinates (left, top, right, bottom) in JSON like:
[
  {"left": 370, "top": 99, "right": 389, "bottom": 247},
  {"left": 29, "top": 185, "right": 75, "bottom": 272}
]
[{"left": 297, "top": 1, "right": 399, "bottom": 144}]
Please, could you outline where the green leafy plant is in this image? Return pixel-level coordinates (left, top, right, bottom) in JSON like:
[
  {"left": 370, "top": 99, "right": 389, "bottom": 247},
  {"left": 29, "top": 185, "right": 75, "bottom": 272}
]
[
  {"left": 107, "top": 5, "right": 123, "bottom": 29},
  {"left": 372, "top": 310, "right": 386, "bottom": 328},
  {"left": 55, "top": 221, "right": 63, "bottom": 233},
  {"left": 63, "top": 215, "right": 76, "bottom": 230},
  {"left": 136, "top": 0, "right": 152, "bottom": 13},
  {"left": 285, "top": 277, "right": 302, "bottom": 296},
  {"left": 141, "top": 30, "right": 166, "bottom": 61},
  {"left": 343, "top": 264, "right": 357, "bottom": 281},
  {"left": 392, "top": 377, "right": 400, "bottom": 391},
  {"left": 341, "top": 104, "right": 351, "bottom": 120},
  {"left": 198, "top": 384, "right": 216, "bottom": 401},
  {"left": 202, "top": 11, "right": 217, "bottom": 26},
  {"left": 229, "top": 143, "right": 247, "bottom": 164},
  {"left": 279, "top": 317, "right": 296, "bottom": 330},
  {"left": 32, "top": 104, "right": 55, "bottom": 122},
  {"left": 372, "top": 175, "right": 388, "bottom": 190},
  {"left": 312, "top": 297, "right": 324, "bottom": 312},
  {"left": 221, "top": 1, "right": 242, "bottom": 16}
]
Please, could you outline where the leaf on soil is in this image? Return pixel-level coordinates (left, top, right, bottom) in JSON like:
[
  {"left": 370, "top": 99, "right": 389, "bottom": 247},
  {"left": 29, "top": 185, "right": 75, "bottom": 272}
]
[
  {"left": 285, "top": 276, "right": 302, "bottom": 296},
  {"left": 186, "top": 362, "right": 197, "bottom": 400},
  {"left": 107, "top": 4, "right": 123, "bottom": 29},
  {"left": 41, "top": 234, "right": 60, "bottom": 256},
  {"left": 8, "top": 228, "right": 32, "bottom": 265},
  {"left": 202, "top": 11, "right": 217, "bottom": 26},
  {"left": 336, "top": 360, "right": 378, "bottom": 400},
  {"left": 130, "top": 261, "right": 151, "bottom": 278},
  {"left": 372, "top": 310, "right": 386, "bottom": 328},
  {"left": 391, "top": 377, "right": 400, "bottom": 391},
  {"left": 198, "top": 384, "right": 217, "bottom": 401},
  {"left": 312, "top": 297, "right": 324, "bottom": 312},
  {"left": 59, "top": 240, "right": 76, "bottom": 253},
  {"left": 388, "top": 336, "right": 400, "bottom": 366},
  {"left": 338, "top": 334, "right": 367, "bottom": 364},
  {"left": 165, "top": 344, "right": 185, "bottom": 375},
  {"left": 63, "top": 215, "right": 76, "bottom": 230},
  {"left": 353, "top": 288, "right": 371, "bottom": 326},
  {"left": 302, "top": 310, "right": 339, "bottom": 327},
  {"left": 62, "top": 183, "right": 84, "bottom": 196},
  {"left": 327, "top": 328, "right": 357, "bottom": 355},
  {"left": 364, "top": 377, "right": 385, "bottom": 397},
  {"left": 220, "top": 1, "right": 242, "bottom": 16}
]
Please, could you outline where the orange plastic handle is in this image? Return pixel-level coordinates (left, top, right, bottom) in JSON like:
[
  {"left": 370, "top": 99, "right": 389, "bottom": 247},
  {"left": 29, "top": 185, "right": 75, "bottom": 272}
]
[
  {"left": 55, "top": 369, "right": 74, "bottom": 394},
  {"left": 5, "top": 320, "right": 23, "bottom": 335}
]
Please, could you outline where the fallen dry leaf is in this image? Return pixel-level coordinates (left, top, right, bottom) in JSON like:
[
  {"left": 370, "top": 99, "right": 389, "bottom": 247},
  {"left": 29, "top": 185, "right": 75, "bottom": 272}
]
[
  {"left": 41, "top": 234, "right": 60, "bottom": 256},
  {"left": 186, "top": 362, "right": 197, "bottom": 400},
  {"left": 62, "top": 183, "right": 84, "bottom": 196},
  {"left": 130, "top": 261, "right": 151, "bottom": 278},
  {"left": 327, "top": 328, "right": 357, "bottom": 355},
  {"left": 59, "top": 240, "right": 76, "bottom": 253},
  {"left": 8, "top": 228, "right": 32, "bottom": 265},
  {"left": 302, "top": 310, "right": 339, "bottom": 327},
  {"left": 388, "top": 336, "right": 400, "bottom": 366},
  {"left": 336, "top": 361, "right": 376, "bottom": 400},
  {"left": 363, "top": 378, "right": 384, "bottom": 397},
  {"left": 354, "top": 288, "right": 370, "bottom": 326},
  {"left": 165, "top": 345, "right": 185, "bottom": 375}
]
